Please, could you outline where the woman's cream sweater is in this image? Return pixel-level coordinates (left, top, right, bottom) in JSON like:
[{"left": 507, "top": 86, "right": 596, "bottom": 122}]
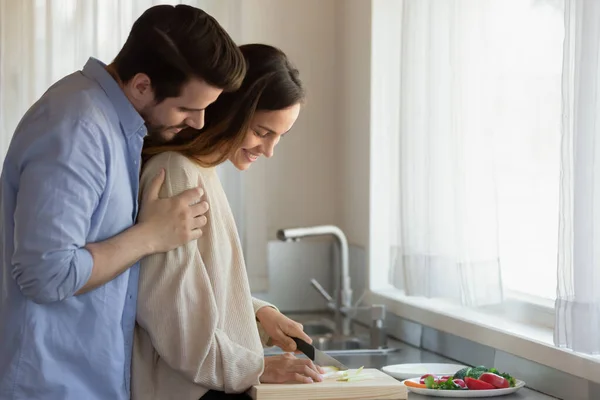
[{"left": 132, "top": 151, "right": 272, "bottom": 400}]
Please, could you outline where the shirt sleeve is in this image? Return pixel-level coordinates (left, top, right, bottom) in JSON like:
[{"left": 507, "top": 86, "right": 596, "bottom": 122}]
[
  {"left": 11, "top": 119, "right": 105, "bottom": 303},
  {"left": 136, "top": 153, "right": 264, "bottom": 394}
]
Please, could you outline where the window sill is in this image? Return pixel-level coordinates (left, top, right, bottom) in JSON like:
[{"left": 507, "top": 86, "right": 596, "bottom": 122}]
[{"left": 368, "top": 288, "right": 600, "bottom": 384}]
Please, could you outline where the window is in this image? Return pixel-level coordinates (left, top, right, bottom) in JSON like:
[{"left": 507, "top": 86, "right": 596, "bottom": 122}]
[
  {"left": 370, "top": 0, "right": 600, "bottom": 361},
  {"left": 370, "top": 0, "right": 565, "bottom": 307},
  {"left": 491, "top": 1, "right": 563, "bottom": 301}
]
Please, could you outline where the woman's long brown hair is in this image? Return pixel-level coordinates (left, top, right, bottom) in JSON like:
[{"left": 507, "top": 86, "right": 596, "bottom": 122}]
[{"left": 142, "top": 44, "right": 305, "bottom": 167}]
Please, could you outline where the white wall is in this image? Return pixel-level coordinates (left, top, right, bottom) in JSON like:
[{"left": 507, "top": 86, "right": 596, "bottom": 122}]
[
  {"left": 229, "top": 0, "right": 349, "bottom": 291},
  {"left": 238, "top": 0, "right": 341, "bottom": 239},
  {"left": 238, "top": 0, "right": 372, "bottom": 247},
  {"left": 237, "top": 0, "right": 374, "bottom": 293},
  {"left": 335, "top": 0, "right": 372, "bottom": 248}
]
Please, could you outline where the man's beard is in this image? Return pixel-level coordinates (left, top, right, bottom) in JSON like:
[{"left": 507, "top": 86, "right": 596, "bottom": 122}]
[
  {"left": 144, "top": 122, "right": 170, "bottom": 143},
  {"left": 141, "top": 108, "right": 186, "bottom": 143}
]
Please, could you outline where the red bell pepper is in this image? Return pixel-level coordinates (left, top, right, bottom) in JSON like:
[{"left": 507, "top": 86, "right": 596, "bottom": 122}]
[
  {"left": 479, "top": 372, "right": 510, "bottom": 389},
  {"left": 465, "top": 377, "right": 495, "bottom": 390}
]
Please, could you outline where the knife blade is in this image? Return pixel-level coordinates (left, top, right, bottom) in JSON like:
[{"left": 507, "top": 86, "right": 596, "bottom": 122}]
[{"left": 292, "top": 337, "right": 349, "bottom": 371}]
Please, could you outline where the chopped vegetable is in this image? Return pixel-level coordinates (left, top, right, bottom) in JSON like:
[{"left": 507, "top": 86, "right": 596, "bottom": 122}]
[
  {"left": 424, "top": 375, "right": 436, "bottom": 389},
  {"left": 422, "top": 375, "right": 463, "bottom": 390},
  {"left": 337, "top": 374, "right": 374, "bottom": 382},
  {"left": 405, "top": 366, "right": 518, "bottom": 391},
  {"left": 465, "top": 377, "right": 495, "bottom": 390},
  {"left": 320, "top": 366, "right": 344, "bottom": 379},
  {"left": 321, "top": 366, "right": 340, "bottom": 373},
  {"left": 333, "top": 366, "right": 374, "bottom": 382},
  {"left": 466, "top": 366, "right": 488, "bottom": 379},
  {"left": 452, "top": 366, "right": 517, "bottom": 388},
  {"left": 453, "top": 367, "right": 471, "bottom": 380},
  {"left": 419, "top": 374, "right": 435, "bottom": 384},
  {"left": 404, "top": 380, "right": 427, "bottom": 389},
  {"left": 453, "top": 379, "right": 466, "bottom": 388},
  {"left": 479, "top": 372, "right": 509, "bottom": 389},
  {"left": 488, "top": 368, "right": 517, "bottom": 387}
]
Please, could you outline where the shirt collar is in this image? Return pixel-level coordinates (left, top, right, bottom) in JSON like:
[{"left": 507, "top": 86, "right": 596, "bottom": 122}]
[{"left": 81, "top": 57, "right": 147, "bottom": 138}]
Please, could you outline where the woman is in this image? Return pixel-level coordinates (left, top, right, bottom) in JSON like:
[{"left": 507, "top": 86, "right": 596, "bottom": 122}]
[{"left": 132, "top": 44, "right": 324, "bottom": 400}]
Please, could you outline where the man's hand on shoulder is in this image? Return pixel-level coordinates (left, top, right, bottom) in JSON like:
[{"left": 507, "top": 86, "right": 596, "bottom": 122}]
[{"left": 137, "top": 168, "right": 209, "bottom": 253}]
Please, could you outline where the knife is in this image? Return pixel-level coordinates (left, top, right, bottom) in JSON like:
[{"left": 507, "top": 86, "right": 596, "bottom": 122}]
[{"left": 292, "top": 337, "right": 349, "bottom": 371}]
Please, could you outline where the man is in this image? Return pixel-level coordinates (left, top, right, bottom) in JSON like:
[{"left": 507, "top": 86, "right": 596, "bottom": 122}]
[{"left": 0, "top": 5, "right": 246, "bottom": 400}]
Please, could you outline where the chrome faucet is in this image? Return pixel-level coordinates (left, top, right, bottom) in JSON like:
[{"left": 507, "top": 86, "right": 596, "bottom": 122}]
[
  {"left": 276, "top": 225, "right": 353, "bottom": 336},
  {"left": 277, "top": 225, "right": 389, "bottom": 348}
]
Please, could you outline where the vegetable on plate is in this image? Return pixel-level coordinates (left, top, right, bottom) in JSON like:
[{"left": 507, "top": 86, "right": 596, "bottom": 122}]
[
  {"left": 404, "top": 380, "right": 427, "bottom": 389},
  {"left": 453, "top": 366, "right": 516, "bottom": 388},
  {"left": 479, "top": 372, "right": 510, "bottom": 389},
  {"left": 465, "top": 377, "right": 495, "bottom": 390},
  {"left": 405, "top": 365, "right": 518, "bottom": 391}
]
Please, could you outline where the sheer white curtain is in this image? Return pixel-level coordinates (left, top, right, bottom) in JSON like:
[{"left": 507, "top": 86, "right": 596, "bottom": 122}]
[
  {"left": 389, "top": 0, "right": 564, "bottom": 306},
  {"left": 0, "top": 0, "right": 237, "bottom": 157},
  {"left": 555, "top": 0, "right": 600, "bottom": 355},
  {"left": 390, "top": 0, "right": 503, "bottom": 306}
]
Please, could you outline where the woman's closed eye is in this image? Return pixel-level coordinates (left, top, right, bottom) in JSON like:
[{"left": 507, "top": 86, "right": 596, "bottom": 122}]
[{"left": 253, "top": 129, "right": 269, "bottom": 138}]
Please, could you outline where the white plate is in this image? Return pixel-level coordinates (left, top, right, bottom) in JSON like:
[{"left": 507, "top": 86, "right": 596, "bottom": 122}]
[
  {"left": 382, "top": 363, "right": 466, "bottom": 380},
  {"left": 402, "top": 378, "right": 526, "bottom": 398}
]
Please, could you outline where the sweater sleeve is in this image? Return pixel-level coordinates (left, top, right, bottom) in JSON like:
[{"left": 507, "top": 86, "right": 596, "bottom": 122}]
[
  {"left": 136, "top": 153, "right": 264, "bottom": 394},
  {"left": 252, "top": 297, "right": 277, "bottom": 347}
]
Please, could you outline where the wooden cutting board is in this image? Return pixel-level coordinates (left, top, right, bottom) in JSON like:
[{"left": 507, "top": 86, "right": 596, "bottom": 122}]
[{"left": 249, "top": 368, "right": 407, "bottom": 400}]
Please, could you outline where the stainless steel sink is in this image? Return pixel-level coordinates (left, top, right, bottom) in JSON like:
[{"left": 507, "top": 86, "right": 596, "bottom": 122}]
[
  {"left": 317, "top": 337, "right": 400, "bottom": 355},
  {"left": 298, "top": 322, "right": 401, "bottom": 356},
  {"left": 262, "top": 313, "right": 401, "bottom": 357},
  {"left": 312, "top": 336, "right": 362, "bottom": 351},
  {"left": 303, "top": 322, "right": 334, "bottom": 336}
]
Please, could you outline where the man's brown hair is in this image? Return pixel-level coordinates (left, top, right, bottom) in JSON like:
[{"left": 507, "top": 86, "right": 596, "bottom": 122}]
[{"left": 113, "top": 5, "right": 246, "bottom": 103}]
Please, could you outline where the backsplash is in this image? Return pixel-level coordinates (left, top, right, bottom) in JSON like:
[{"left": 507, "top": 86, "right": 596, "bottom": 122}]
[{"left": 252, "top": 240, "right": 367, "bottom": 313}]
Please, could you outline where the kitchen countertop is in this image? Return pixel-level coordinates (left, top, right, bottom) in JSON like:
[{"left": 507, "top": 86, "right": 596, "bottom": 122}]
[
  {"left": 271, "top": 313, "right": 558, "bottom": 399},
  {"left": 328, "top": 340, "right": 557, "bottom": 399}
]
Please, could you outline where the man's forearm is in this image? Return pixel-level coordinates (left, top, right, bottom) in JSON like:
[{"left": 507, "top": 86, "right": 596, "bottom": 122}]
[{"left": 76, "top": 224, "right": 154, "bottom": 294}]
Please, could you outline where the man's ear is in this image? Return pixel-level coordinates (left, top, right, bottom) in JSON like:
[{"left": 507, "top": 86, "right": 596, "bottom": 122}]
[{"left": 128, "top": 73, "right": 154, "bottom": 103}]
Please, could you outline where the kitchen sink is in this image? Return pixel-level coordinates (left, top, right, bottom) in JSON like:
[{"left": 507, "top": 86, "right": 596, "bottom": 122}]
[
  {"left": 291, "top": 321, "right": 400, "bottom": 356},
  {"left": 303, "top": 322, "right": 334, "bottom": 336},
  {"left": 316, "top": 337, "right": 400, "bottom": 356},
  {"left": 313, "top": 336, "right": 362, "bottom": 351}
]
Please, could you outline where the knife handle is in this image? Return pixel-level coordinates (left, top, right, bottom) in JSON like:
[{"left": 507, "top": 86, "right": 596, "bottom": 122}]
[{"left": 292, "top": 337, "right": 315, "bottom": 360}]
